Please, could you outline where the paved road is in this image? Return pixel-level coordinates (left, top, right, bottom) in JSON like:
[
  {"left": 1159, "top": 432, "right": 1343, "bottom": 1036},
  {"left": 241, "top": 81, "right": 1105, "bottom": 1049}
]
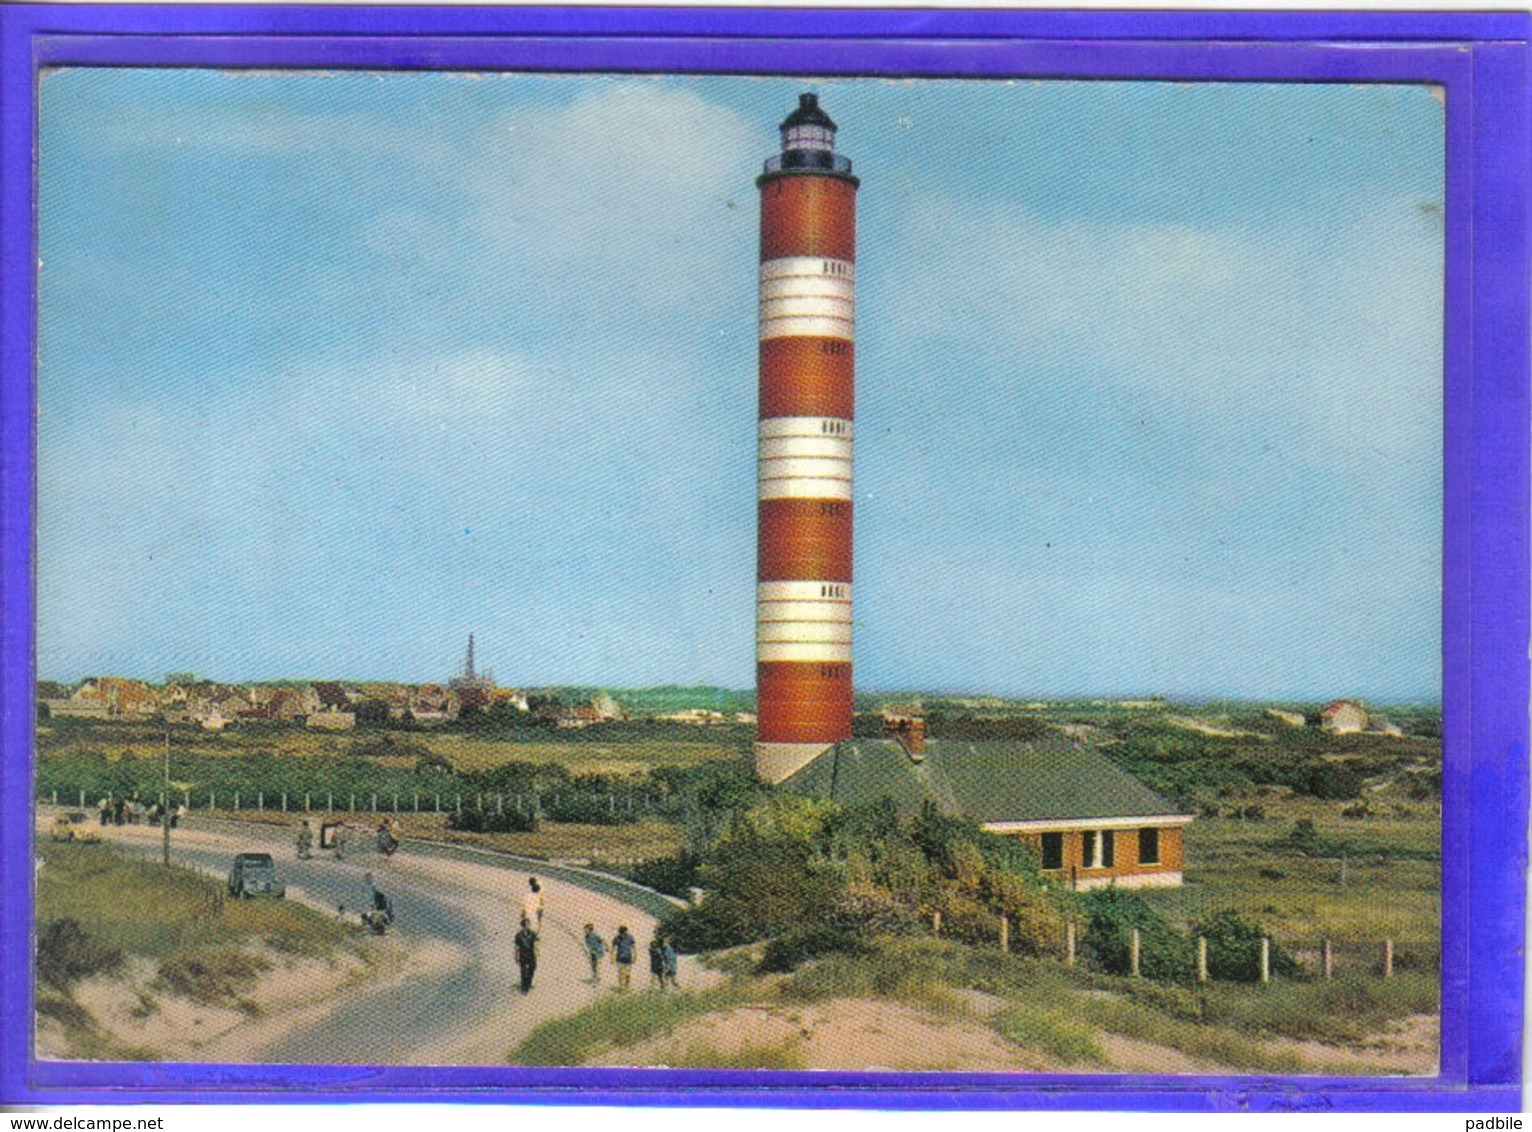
[{"left": 42, "top": 813, "right": 694, "bottom": 1065}]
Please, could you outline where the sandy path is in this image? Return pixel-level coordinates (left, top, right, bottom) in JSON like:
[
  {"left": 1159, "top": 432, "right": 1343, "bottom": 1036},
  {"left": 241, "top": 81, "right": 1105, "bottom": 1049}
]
[{"left": 37, "top": 811, "right": 696, "bottom": 1065}]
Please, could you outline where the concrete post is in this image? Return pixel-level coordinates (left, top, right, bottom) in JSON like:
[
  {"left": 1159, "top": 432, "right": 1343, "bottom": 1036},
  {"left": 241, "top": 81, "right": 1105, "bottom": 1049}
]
[
  {"left": 257, "top": 791, "right": 263, "bottom": 811},
  {"left": 1066, "top": 921, "right": 1077, "bottom": 967},
  {"left": 455, "top": 794, "right": 462, "bottom": 813},
  {"left": 413, "top": 792, "right": 419, "bottom": 812},
  {"left": 1131, "top": 928, "right": 1141, "bottom": 978},
  {"left": 1384, "top": 939, "right": 1394, "bottom": 978},
  {"left": 1260, "top": 937, "right": 1270, "bottom": 983},
  {"left": 371, "top": 793, "right": 377, "bottom": 813},
  {"left": 497, "top": 794, "right": 504, "bottom": 814},
  {"left": 477, "top": 793, "right": 483, "bottom": 812},
  {"left": 210, "top": 791, "right": 216, "bottom": 811},
  {"left": 349, "top": 793, "right": 356, "bottom": 812},
  {"left": 999, "top": 915, "right": 1009, "bottom": 954},
  {"left": 234, "top": 792, "right": 240, "bottom": 811},
  {"left": 435, "top": 793, "right": 441, "bottom": 813},
  {"left": 932, "top": 911, "right": 942, "bottom": 934},
  {"left": 1323, "top": 939, "right": 1333, "bottom": 979},
  {"left": 305, "top": 793, "right": 311, "bottom": 812},
  {"left": 1197, "top": 936, "right": 1208, "bottom": 982},
  {"left": 393, "top": 794, "right": 399, "bottom": 813},
  {"left": 327, "top": 791, "right": 333, "bottom": 812},
  {"left": 282, "top": 793, "right": 288, "bottom": 812}
]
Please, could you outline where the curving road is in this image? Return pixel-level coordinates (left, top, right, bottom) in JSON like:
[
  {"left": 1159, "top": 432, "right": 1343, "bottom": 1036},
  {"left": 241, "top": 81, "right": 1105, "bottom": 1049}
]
[{"left": 39, "top": 811, "right": 694, "bottom": 1065}]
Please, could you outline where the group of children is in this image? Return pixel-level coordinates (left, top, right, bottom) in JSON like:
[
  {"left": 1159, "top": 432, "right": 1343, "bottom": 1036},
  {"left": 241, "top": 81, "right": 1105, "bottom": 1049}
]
[
  {"left": 509, "top": 874, "right": 679, "bottom": 996},
  {"left": 582, "top": 923, "right": 678, "bottom": 991}
]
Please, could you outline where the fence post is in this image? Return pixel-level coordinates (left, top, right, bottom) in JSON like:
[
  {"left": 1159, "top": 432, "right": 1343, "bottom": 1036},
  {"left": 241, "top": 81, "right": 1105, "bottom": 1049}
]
[
  {"left": 305, "top": 793, "right": 311, "bottom": 812},
  {"left": 327, "top": 791, "right": 333, "bottom": 812},
  {"left": 999, "top": 915, "right": 1009, "bottom": 954},
  {"left": 393, "top": 794, "right": 399, "bottom": 813},
  {"left": 1260, "top": 937, "right": 1270, "bottom": 983},
  {"left": 455, "top": 794, "right": 462, "bottom": 813},
  {"left": 1323, "top": 939, "right": 1333, "bottom": 980},
  {"left": 497, "top": 794, "right": 503, "bottom": 815},
  {"left": 1383, "top": 939, "right": 1394, "bottom": 979},
  {"left": 349, "top": 793, "right": 356, "bottom": 812},
  {"left": 477, "top": 793, "right": 483, "bottom": 812},
  {"left": 80, "top": 789, "right": 87, "bottom": 806},
  {"left": 1066, "top": 921, "right": 1077, "bottom": 968},
  {"left": 210, "top": 791, "right": 216, "bottom": 811},
  {"left": 371, "top": 793, "right": 378, "bottom": 813},
  {"left": 184, "top": 789, "right": 190, "bottom": 810},
  {"left": 52, "top": 790, "right": 58, "bottom": 805},
  {"left": 932, "top": 911, "right": 942, "bottom": 934},
  {"left": 282, "top": 792, "right": 288, "bottom": 812},
  {"left": 234, "top": 791, "right": 240, "bottom": 811},
  {"left": 435, "top": 793, "right": 441, "bottom": 813},
  {"left": 257, "top": 791, "right": 263, "bottom": 811},
  {"left": 1197, "top": 936, "right": 1208, "bottom": 982},
  {"left": 414, "top": 792, "right": 419, "bottom": 813},
  {"left": 1130, "top": 928, "right": 1141, "bottom": 978}
]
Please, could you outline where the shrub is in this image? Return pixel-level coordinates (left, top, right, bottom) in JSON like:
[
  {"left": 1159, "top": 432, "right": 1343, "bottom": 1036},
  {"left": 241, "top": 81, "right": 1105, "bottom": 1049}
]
[
  {"left": 37, "top": 918, "right": 123, "bottom": 991},
  {"left": 757, "top": 924, "right": 867, "bottom": 973},
  {"left": 1078, "top": 889, "right": 1194, "bottom": 983},
  {"left": 446, "top": 807, "right": 537, "bottom": 834},
  {"left": 1193, "top": 908, "right": 1300, "bottom": 982},
  {"left": 1304, "top": 762, "right": 1364, "bottom": 801},
  {"left": 630, "top": 852, "right": 703, "bottom": 899},
  {"left": 542, "top": 792, "right": 629, "bottom": 826}
]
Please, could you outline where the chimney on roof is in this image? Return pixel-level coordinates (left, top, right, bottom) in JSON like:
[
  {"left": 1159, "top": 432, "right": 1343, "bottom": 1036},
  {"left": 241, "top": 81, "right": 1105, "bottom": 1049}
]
[{"left": 882, "top": 710, "right": 926, "bottom": 761}]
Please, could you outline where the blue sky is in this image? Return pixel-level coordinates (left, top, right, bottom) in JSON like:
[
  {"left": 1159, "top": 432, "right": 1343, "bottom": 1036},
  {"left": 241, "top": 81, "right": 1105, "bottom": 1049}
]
[{"left": 36, "top": 73, "right": 1444, "bottom": 699}]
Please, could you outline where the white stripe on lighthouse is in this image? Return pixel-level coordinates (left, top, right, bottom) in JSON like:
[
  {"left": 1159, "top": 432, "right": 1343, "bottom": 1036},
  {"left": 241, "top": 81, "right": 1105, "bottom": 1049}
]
[
  {"left": 757, "top": 641, "right": 854, "bottom": 663},
  {"left": 757, "top": 581, "right": 853, "bottom": 662},
  {"left": 759, "top": 257, "right": 855, "bottom": 341},
  {"left": 758, "top": 417, "right": 853, "bottom": 500}
]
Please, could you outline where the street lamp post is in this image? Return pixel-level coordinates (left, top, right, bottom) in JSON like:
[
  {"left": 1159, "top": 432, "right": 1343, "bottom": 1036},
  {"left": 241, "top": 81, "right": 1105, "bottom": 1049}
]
[{"left": 162, "top": 725, "right": 171, "bottom": 866}]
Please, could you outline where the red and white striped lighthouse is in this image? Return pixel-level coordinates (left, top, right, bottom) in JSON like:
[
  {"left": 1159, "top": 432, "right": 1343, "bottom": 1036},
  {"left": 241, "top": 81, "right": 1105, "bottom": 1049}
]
[{"left": 755, "top": 93, "right": 858, "bottom": 784}]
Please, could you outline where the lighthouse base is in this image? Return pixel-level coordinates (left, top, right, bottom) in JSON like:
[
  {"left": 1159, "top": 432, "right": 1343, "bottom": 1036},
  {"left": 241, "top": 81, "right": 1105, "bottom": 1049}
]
[{"left": 755, "top": 740, "right": 835, "bottom": 785}]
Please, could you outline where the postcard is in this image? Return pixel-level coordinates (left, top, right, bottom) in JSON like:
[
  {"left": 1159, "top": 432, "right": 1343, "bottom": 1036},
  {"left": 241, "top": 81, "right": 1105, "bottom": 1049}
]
[{"left": 3, "top": 7, "right": 1526, "bottom": 1114}]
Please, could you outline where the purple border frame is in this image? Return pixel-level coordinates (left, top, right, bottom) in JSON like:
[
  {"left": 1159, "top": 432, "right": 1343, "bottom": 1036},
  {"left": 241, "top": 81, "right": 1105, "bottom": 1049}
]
[{"left": 0, "top": 6, "right": 1525, "bottom": 1112}]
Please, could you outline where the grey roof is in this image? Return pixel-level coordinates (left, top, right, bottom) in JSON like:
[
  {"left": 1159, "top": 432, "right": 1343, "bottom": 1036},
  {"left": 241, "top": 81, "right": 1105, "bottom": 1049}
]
[{"left": 780, "top": 739, "right": 1186, "bottom": 826}]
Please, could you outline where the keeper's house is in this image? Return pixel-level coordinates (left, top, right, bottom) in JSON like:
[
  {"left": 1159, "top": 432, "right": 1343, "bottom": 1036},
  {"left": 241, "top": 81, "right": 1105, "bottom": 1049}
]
[{"left": 780, "top": 735, "right": 1193, "bottom": 889}]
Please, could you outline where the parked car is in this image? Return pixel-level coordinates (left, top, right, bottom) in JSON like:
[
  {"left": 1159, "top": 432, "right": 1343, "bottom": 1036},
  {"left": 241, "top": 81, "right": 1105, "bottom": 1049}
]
[
  {"left": 50, "top": 812, "right": 99, "bottom": 844},
  {"left": 227, "top": 852, "right": 286, "bottom": 899}
]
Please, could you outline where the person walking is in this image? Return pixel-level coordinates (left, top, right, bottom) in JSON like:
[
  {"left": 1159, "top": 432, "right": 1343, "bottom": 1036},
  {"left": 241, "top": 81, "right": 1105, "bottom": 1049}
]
[
  {"left": 649, "top": 935, "right": 666, "bottom": 990},
  {"left": 583, "top": 923, "right": 606, "bottom": 984},
  {"left": 522, "top": 877, "right": 544, "bottom": 930},
  {"left": 514, "top": 916, "right": 539, "bottom": 994},
  {"left": 296, "top": 820, "right": 313, "bottom": 860},
  {"left": 612, "top": 925, "right": 636, "bottom": 992},
  {"left": 662, "top": 937, "right": 679, "bottom": 989}
]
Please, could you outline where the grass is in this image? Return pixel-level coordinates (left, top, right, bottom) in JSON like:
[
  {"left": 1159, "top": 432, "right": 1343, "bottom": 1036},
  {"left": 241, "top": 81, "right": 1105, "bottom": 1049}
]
[
  {"left": 1148, "top": 792, "right": 1440, "bottom": 945},
  {"left": 154, "top": 947, "right": 272, "bottom": 1014},
  {"left": 513, "top": 928, "right": 1436, "bottom": 1073},
  {"left": 36, "top": 840, "right": 358, "bottom": 960},
  {"left": 512, "top": 981, "right": 754, "bottom": 1066},
  {"left": 35, "top": 840, "right": 373, "bottom": 1059},
  {"left": 1199, "top": 972, "right": 1438, "bottom": 1044},
  {"left": 991, "top": 1003, "right": 1103, "bottom": 1065},
  {"left": 668, "top": 1039, "right": 805, "bottom": 1070}
]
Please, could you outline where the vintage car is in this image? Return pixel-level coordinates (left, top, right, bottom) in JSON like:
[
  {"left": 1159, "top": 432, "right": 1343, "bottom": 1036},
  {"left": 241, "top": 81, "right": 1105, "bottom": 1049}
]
[
  {"left": 50, "top": 812, "right": 100, "bottom": 843},
  {"left": 227, "top": 852, "right": 286, "bottom": 899}
]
